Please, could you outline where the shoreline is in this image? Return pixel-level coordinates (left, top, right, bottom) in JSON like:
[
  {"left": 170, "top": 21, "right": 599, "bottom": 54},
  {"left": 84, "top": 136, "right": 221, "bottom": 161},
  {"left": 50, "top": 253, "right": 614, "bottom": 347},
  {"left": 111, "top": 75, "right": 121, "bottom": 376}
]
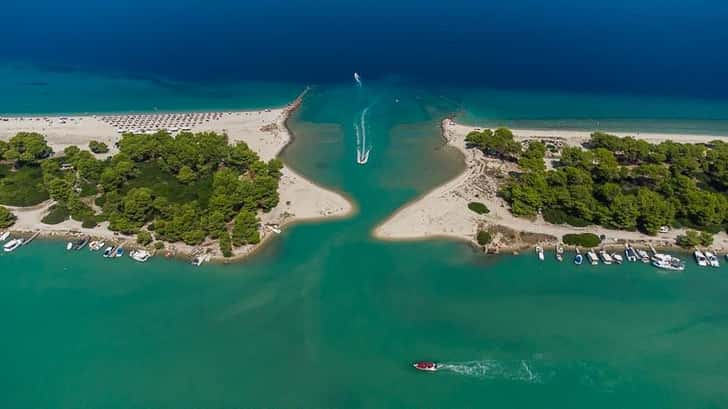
[
  {"left": 373, "top": 118, "right": 728, "bottom": 253},
  {"left": 1, "top": 88, "right": 355, "bottom": 263}
]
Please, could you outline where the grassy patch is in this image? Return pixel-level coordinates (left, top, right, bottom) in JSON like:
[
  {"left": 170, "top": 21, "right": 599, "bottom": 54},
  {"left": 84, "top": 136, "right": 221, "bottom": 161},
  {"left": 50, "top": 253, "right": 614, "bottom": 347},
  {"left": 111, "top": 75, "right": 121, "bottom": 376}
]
[
  {"left": 562, "top": 233, "right": 601, "bottom": 248},
  {"left": 0, "top": 164, "right": 49, "bottom": 206},
  {"left": 468, "top": 201, "right": 490, "bottom": 215},
  {"left": 476, "top": 230, "right": 492, "bottom": 245},
  {"left": 41, "top": 204, "right": 70, "bottom": 225},
  {"left": 124, "top": 162, "right": 213, "bottom": 207}
]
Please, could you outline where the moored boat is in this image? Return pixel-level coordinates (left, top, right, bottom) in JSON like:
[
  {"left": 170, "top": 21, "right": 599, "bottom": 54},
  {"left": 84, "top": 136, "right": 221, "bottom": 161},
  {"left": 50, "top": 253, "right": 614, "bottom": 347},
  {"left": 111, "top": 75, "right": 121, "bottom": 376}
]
[
  {"left": 130, "top": 249, "right": 151, "bottom": 262},
  {"left": 636, "top": 248, "right": 650, "bottom": 263},
  {"left": 651, "top": 253, "right": 685, "bottom": 271},
  {"left": 587, "top": 250, "right": 599, "bottom": 265},
  {"left": 413, "top": 361, "right": 438, "bottom": 372},
  {"left": 114, "top": 246, "right": 124, "bottom": 258},
  {"left": 694, "top": 250, "right": 708, "bottom": 267},
  {"left": 66, "top": 242, "right": 73, "bottom": 250},
  {"left": 598, "top": 249, "right": 613, "bottom": 265},
  {"left": 574, "top": 248, "right": 583, "bottom": 265},
  {"left": 191, "top": 253, "right": 211, "bottom": 266},
  {"left": 624, "top": 243, "right": 638, "bottom": 262},
  {"left": 536, "top": 245, "right": 544, "bottom": 261},
  {"left": 102, "top": 246, "right": 114, "bottom": 258},
  {"left": 611, "top": 253, "right": 623, "bottom": 264},
  {"left": 3, "top": 238, "right": 24, "bottom": 252},
  {"left": 75, "top": 236, "right": 90, "bottom": 250},
  {"left": 556, "top": 243, "right": 564, "bottom": 261},
  {"left": 0, "top": 231, "right": 9, "bottom": 242},
  {"left": 705, "top": 251, "right": 720, "bottom": 267}
]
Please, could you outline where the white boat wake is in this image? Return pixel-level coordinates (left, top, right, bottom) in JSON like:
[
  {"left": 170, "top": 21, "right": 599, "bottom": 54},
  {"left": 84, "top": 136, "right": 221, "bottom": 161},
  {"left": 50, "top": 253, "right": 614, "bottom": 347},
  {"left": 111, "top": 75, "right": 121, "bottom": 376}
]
[
  {"left": 354, "top": 105, "right": 371, "bottom": 165},
  {"left": 436, "top": 360, "right": 540, "bottom": 383},
  {"left": 354, "top": 72, "right": 362, "bottom": 87}
]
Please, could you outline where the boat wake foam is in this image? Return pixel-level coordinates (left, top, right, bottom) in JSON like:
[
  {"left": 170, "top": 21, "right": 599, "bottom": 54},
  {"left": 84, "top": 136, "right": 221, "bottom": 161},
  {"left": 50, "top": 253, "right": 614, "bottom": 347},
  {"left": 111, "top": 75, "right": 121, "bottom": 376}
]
[
  {"left": 354, "top": 105, "right": 372, "bottom": 164},
  {"left": 437, "top": 360, "right": 540, "bottom": 383}
]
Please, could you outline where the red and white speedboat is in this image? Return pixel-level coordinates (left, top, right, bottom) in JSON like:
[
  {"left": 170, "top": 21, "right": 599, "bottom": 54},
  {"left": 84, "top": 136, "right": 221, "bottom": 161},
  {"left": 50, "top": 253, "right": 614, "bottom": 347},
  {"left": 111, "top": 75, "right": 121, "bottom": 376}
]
[{"left": 413, "top": 361, "right": 438, "bottom": 372}]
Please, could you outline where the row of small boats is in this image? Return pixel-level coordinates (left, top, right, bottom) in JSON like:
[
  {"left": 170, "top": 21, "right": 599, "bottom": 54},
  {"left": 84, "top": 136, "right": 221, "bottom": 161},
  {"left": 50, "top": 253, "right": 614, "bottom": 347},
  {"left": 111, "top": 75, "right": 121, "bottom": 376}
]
[
  {"left": 535, "top": 243, "right": 717, "bottom": 271},
  {"left": 65, "top": 237, "right": 152, "bottom": 262}
]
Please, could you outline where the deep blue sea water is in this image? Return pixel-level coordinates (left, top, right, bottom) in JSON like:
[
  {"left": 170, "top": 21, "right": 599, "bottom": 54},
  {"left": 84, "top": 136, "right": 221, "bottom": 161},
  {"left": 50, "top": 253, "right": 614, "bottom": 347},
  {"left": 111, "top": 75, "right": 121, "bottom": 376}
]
[{"left": 3, "top": 0, "right": 728, "bottom": 99}]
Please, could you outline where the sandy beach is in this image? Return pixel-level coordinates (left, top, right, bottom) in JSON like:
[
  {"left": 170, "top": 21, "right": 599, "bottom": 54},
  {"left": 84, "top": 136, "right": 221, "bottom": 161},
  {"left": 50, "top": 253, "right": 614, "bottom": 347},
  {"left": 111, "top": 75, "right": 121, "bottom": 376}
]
[
  {"left": 0, "top": 92, "right": 353, "bottom": 261},
  {"left": 374, "top": 119, "right": 728, "bottom": 252}
]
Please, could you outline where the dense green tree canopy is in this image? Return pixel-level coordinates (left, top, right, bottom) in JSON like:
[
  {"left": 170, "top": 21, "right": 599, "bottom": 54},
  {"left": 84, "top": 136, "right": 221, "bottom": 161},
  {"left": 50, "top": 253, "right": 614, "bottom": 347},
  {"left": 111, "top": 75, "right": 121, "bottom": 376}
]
[
  {"left": 3, "top": 132, "right": 53, "bottom": 164},
  {"left": 502, "top": 130, "right": 728, "bottom": 235}
]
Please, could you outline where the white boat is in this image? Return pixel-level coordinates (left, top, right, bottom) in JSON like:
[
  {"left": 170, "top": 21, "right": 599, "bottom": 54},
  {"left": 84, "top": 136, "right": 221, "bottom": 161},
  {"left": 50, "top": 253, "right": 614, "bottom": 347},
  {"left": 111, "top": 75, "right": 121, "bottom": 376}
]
[
  {"left": 587, "top": 250, "right": 599, "bottom": 265},
  {"left": 636, "top": 249, "right": 650, "bottom": 263},
  {"left": 89, "top": 241, "right": 105, "bottom": 251},
  {"left": 66, "top": 242, "right": 73, "bottom": 251},
  {"left": 694, "top": 250, "right": 708, "bottom": 267},
  {"left": 624, "top": 243, "right": 638, "bottom": 262},
  {"left": 574, "top": 248, "right": 583, "bottom": 265},
  {"left": 3, "top": 238, "right": 24, "bottom": 252},
  {"left": 556, "top": 243, "right": 564, "bottom": 262},
  {"left": 0, "top": 231, "right": 9, "bottom": 242},
  {"left": 611, "top": 253, "right": 624, "bottom": 264},
  {"left": 652, "top": 253, "right": 685, "bottom": 271},
  {"left": 130, "top": 249, "right": 151, "bottom": 262},
  {"left": 599, "top": 250, "right": 613, "bottom": 265},
  {"left": 102, "top": 246, "right": 114, "bottom": 258},
  {"left": 705, "top": 251, "right": 720, "bottom": 267},
  {"left": 191, "top": 253, "right": 211, "bottom": 266},
  {"left": 536, "top": 245, "right": 544, "bottom": 261}
]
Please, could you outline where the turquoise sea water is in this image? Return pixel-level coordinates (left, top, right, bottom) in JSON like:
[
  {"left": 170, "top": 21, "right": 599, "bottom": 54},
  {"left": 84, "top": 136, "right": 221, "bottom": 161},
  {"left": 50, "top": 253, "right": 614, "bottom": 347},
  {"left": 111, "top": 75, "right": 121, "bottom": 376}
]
[{"left": 2, "top": 67, "right": 728, "bottom": 408}]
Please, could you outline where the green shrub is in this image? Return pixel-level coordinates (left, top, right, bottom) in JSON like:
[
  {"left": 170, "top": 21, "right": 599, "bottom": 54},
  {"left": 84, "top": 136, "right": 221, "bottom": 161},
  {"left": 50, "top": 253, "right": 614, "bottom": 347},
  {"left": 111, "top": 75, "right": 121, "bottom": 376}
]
[
  {"left": 88, "top": 140, "right": 109, "bottom": 154},
  {"left": 137, "top": 230, "right": 153, "bottom": 245},
  {"left": 219, "top": 230, "right": 233, "bottom": 257},
  {"left": 81, "top": 217, "right": 98, "bottom": 228},
  {"left": 543, "top": 208, "right": 567, "bottom": 224},
  {"left": 153, "top": 241, "right": 165, "bottom": 250},
  {"left": 468, "top": 202, "right": 490, "bottom": 215},
  {"left": 0, "top": 205, "right": 16, "bottom": 228},
  {"left": 41, "top": 205, "right": 70, "bottom": 225},
  {"left": 562, "top": 233, "right": 601, "bottom": 248},
  {"left": 476, "top": 230, "right": 492, "bottom": 245},
  {"left": 0, "top": 165, "right": 50, "bottom": 206}
]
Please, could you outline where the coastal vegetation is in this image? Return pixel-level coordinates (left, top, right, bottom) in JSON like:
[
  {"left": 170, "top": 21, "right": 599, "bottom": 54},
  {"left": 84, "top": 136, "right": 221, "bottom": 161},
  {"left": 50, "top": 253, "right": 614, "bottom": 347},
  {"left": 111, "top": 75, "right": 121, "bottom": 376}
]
[
  {"left": 676, "top": 230, "right": 713, "bottom": 247},
  {"left": 88, "top": 140, "right": 109, "bottom": 154},
  {"left": 0, "top": 131, "right": 282, "bottom": 257},
  {"left": 466, "top": 128, "right": 728, "bottom": 237},
  {"left": 476, "top": 230, "right": 492, "bottom": 245},
  {"left": 0, "top": 205, "right": 15, "bottom": 228},
  {"left": 562, "top": 233, "right": 601, "bottom": 248},
  {"left": 468, "top": 201, "right": 489, "bottom": 215}
]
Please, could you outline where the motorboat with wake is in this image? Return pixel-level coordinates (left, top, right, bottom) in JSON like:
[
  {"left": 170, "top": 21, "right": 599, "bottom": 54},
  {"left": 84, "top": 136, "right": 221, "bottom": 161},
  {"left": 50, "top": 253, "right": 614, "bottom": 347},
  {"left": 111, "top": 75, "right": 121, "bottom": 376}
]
[{"left": 413, "top": 361, "right": 438, "bottom": 372}]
